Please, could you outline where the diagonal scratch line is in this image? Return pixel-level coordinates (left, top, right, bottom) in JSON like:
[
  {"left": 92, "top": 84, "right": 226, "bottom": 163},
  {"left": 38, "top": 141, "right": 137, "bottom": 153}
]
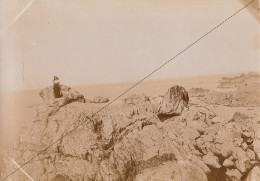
[
  {"left": 9, "top": 0, "right": 35, "bottom": 27},
  {"left": 0, "top": 0, "right": 255, "bottom": 180},
  {"left": 9, "top": 158, "right": 35, "bottom": 181}
]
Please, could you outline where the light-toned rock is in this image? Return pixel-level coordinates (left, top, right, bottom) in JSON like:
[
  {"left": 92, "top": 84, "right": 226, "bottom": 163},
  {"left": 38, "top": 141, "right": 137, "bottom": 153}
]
[
  {"left": 223, "top": 157, "right": 235, "bottom": 167},
  {"left": 242, "top": 130, "right": 254, "bottom": 144},
  {"left": 253, "top": 127, "right": 260, "bottom": 158},
  {"left": 202, "top": 152, "right": 221, "bottom": 168},
  {"left": 219, "top": 142, "right": 235, "bottom": 158},
  {"left": 247, "top": 149, "right": 256, "bottom": 160},
  {"left": 171, "top": 161, "right": 208, "bottom": 181},
  {"left": 245, "top": 166, "right": 260, "bottom": 181},
  {"left": 241, "top": 142, "right": 248, "bottom": 150},
  {"left": 189, "top": 155, "right": 211, "bottom": 174},
  {"left": 211, "top": 116, "right": 225, "bottom": 124},
  {"left": 226, "top": 169, "right": 242, "bottom": 181},
  {"left": 235, "top": 158, "right": 252, "bottom": 173},
  {"left": 91, "top": 96, "right": 109, "bottom": 103},
  {"left": 231, "top": 112, "right": 249, "bottom": 122},
  {"left": 253, "top": 139, "right": 260, "bottom": 158},
  {"left": 149, "top": 96, "right": 164, "bottom": 105},
  {"left": 254, "top": 127, "right": 260, "bottom": 139}
]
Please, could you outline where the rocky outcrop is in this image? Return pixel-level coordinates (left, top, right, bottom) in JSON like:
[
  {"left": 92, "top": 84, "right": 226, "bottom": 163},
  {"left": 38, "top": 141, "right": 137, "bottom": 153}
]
[
  {"left": 35, "top": 85, "right": 86, "bottom": 119},
  {"left": 39, "top": 85, "right": 85, "bottom": 104},
  {"left": 1, "top": 85, "right": 259, "bottom": 181}
]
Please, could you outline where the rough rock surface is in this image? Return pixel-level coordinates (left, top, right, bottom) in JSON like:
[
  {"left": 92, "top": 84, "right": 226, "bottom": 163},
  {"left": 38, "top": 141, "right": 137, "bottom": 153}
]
[
  {"left": 226, "top": 169, "right": 242, "bottom": 181},
  {"left": 202, "top": 152, "right": 221, "bottom": 168},
  {"left": 1, "top": 85, "right": 260, "bottom": 181},
  {"left": 35, "top": 85, "right": 86, "bottom": 119},
  {"left": 171, "top": 161, "right": 208, "bottom": 181},
  {"left": 157, "top": 85, "right": 189, "bottom": 121},
  {"left": 39, "top": 85, "right": 85, "bottom": 104},
  {"left": 91, "top": 96, "right": 109, "bottom": 103},
  {"left": 245, "top": 166, "right": 260, "bottom": 181}
]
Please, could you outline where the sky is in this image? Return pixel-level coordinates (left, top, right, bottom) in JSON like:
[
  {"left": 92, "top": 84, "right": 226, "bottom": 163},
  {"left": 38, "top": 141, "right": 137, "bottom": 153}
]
[{"left": 0, "top": 0, "right": 259, "bottom": 92}]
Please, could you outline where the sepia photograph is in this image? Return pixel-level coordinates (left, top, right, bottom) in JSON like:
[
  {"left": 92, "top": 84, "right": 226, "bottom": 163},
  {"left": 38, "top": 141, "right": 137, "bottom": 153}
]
[{"left": 0, "top": 0, "right": 259, "bottom": 180}]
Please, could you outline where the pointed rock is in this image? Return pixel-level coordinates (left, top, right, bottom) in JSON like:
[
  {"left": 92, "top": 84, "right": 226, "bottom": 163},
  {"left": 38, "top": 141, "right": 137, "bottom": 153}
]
[{"left": 158, "top": 85, "right": 189, "bottom": 121}]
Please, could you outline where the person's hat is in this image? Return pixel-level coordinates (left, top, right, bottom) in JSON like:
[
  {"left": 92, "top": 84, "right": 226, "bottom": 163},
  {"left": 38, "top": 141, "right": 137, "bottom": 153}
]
[{"left": 53, "top": 76, "right": 59, "bottom": 80}]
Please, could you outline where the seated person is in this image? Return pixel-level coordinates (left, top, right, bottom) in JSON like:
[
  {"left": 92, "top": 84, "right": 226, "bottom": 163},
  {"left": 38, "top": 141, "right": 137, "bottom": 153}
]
[{"left": 53, "top": 76, "right": 62, "bottom": 98}]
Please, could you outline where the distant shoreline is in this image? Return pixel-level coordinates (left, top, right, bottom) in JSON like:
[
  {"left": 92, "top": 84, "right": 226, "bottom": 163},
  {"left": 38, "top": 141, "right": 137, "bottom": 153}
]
[{"left": 1, "top": 71, "right": 258, "bottom": 94}]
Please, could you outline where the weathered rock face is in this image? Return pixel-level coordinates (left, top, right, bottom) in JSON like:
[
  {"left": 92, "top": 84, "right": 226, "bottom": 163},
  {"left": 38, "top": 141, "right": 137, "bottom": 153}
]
[
  {"left": 1, "top": 85, "right": 259, "bottom": 181},
  {"left": 158, "top": 85, "right": 189, "bottom": 121}
]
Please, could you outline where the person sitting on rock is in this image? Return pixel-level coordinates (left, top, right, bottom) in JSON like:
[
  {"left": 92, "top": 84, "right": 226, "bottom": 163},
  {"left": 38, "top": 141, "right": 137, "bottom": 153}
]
[{"left": 53, "top": 76, "right": 62, "bottom": 98}]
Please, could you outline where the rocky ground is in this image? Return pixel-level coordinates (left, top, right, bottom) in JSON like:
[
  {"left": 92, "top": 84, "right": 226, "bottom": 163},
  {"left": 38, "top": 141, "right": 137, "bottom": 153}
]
[
  {"left": 1, "top": 73, "right": 260, "bottom": 181},
  {"left": 189, "top": 72, "right": 260, "bottom": 107}
]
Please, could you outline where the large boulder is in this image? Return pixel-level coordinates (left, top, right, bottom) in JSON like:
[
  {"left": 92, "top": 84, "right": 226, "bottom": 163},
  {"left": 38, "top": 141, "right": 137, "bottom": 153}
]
[{"left": 158, "top": 85, "right": 189, "bottom": 121}]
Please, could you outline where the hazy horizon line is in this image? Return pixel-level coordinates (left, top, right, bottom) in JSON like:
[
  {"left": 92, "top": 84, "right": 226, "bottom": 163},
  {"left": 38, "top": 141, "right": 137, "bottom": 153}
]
[{"left": 1, "top": 70, "right": 259, "bottom": 94}]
